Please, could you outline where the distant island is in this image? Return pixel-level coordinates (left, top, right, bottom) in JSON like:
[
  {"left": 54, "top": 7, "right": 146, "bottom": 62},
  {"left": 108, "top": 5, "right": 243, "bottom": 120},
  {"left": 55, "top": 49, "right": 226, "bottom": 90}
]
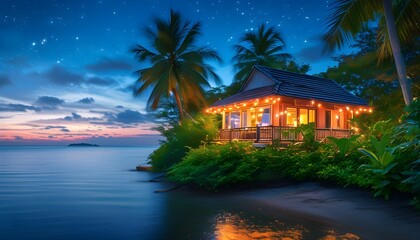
[{"left": 68, "top": 143, "right": 99, "bottom": 147}]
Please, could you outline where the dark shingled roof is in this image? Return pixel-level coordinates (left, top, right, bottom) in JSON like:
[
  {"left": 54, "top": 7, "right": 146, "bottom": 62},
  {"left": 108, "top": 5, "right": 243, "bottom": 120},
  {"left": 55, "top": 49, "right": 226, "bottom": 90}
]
[{"left": 212, "top": 65, "right": 368, "bottom": 107}]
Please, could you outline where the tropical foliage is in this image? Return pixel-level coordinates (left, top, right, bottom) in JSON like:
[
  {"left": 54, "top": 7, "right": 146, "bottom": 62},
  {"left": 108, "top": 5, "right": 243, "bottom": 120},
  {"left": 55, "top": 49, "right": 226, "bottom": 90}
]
[
  {"left": 132, "top": 10, "right": 222, "bottom": 120},
  {"left": 320, "top": 27, "right": 420, "bottom": 125},
  {"left": 148, "top": 113, "right": 219, "bottom": 171},
  {"left": 232, "top": 24, "right": 291, "bottom": 84},
  {"left": 167, "top": 100, "right": 420, "bottom": 207},
  {"left": 322, "top": 0, "right": 420, "bottom": 106}
]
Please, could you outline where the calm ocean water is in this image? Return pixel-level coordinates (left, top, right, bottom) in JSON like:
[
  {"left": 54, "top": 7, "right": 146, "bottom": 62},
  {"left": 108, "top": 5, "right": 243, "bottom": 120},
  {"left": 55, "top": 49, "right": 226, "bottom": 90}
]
[{"left": 0, "top": 146, "right": 359, "bottom": 239}]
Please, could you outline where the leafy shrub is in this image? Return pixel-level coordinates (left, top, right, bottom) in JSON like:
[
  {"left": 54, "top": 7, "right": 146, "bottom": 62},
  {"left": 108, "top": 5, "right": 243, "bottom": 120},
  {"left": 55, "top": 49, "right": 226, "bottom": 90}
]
[
  {"left": 357, "top": 99, "right": 420, "bottom": 202},
  {"left": 165, "top": 100, "right": 420, "bottom": 207},
  {"left": 168, "top": 141, "right": 258, "bottom": 190},
  {"left": 149, "top": 114, "right": 219, "bottom": 171}
]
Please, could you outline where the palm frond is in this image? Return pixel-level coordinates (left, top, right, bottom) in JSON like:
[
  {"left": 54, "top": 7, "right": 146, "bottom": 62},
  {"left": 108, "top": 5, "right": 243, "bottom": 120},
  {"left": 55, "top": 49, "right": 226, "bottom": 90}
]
[
  {"left": 322, "top": 0, "right": 380, "bottom": 52},
  {"left": 133, "top": 10, "right": 221, "bottom": 118},
  {"left": 176, "top": 22, "right": 201, "bottom": 55},
  {"left": 377, "top": 0, "right": 419, "bottom": 63},
  {"left": 131, "top": 45, "right": 158, "bottom": 62},
  {"left": 232, "top": 24, "right": 289, "bottom": 83}
]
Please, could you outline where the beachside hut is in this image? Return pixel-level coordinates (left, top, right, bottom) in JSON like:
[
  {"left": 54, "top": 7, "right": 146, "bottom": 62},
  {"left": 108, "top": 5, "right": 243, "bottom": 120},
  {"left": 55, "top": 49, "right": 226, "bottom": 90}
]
[{"left": 207, "top": 65, "right": 372, "bottom": 142}]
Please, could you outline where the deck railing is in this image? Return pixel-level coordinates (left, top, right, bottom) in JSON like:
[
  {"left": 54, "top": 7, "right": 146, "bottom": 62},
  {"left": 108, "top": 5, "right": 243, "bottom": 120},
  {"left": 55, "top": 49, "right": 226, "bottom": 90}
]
[{"left": 217, "top": 126, "right": 351, "bottom": 143}]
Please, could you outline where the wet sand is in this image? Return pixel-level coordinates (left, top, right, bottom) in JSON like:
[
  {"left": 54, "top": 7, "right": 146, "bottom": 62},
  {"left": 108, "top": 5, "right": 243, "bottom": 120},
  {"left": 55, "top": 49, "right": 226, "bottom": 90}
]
[{"left": 240, "top": 183, "right": 420, "bottom": 240}]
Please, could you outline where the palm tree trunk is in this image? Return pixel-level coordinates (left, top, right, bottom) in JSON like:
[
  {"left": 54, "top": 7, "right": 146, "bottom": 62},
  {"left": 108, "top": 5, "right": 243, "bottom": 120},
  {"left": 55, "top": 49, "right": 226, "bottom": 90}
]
[
  {"left": 382, "top": 0, "right": 413, "bottom": 106},
  {"left": 172, "top": 89, "right": 184, "bottom": 121}
]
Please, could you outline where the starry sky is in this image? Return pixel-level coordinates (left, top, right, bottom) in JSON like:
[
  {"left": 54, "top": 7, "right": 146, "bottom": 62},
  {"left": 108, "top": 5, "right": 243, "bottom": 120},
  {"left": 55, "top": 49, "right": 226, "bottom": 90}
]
[{"left": 0, "top": 0, "right": 346, "bottom": 146}]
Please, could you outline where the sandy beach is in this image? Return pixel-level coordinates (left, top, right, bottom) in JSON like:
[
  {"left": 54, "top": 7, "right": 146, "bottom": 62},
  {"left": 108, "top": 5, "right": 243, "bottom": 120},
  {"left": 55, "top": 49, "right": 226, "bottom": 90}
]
[{"left": 239, "top": 183, "right": 420, "bottom": 240}]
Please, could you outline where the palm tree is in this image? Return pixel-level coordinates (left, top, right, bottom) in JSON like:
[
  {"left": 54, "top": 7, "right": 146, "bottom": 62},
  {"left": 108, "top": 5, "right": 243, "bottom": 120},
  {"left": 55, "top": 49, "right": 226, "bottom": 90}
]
[
  {"left": 132, "top": 10, "right": 222, "bottom": 120},
  {"left": 232, "top": 24, "right": 291, "bottom": 84},
  {"left": 322, "top": 0, "right": 419, "bottom": 106}
]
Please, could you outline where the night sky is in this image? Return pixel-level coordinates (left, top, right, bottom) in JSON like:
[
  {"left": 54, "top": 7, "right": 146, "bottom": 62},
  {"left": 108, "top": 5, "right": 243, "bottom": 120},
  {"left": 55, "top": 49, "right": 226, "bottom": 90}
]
[{"left": 0, "top": 0, "right": 346, "bottom": 146}]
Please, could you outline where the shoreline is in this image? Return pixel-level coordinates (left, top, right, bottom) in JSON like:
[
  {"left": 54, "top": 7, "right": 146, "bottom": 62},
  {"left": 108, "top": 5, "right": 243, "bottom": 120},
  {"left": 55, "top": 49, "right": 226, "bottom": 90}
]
[{"left": 236, "top": 182, "right": 419, "bottom": 240}]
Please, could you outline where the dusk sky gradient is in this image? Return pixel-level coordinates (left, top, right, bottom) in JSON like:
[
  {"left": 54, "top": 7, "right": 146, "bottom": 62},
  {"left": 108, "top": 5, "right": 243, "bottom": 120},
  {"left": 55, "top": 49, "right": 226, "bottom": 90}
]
[{"left": 0, "top": 0, "right": 350, "bottom": 146}]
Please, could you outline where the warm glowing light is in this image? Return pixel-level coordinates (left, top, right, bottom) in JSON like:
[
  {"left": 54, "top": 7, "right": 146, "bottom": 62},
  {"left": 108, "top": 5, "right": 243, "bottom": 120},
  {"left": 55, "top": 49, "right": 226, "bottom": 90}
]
[
  {"left": 355, "top": 111, "right": 359, "bottom": 114},
  {"left": 369, "top": 109, "right": 372, "bottom": 113},
  {"left": 280, "top": 112, "right": 284, "bottom": 115},
  {"left": 363, "top": 108, "right": 367, "bottom": 112},
  {"left": 229, "top": 107, "right": 232, "bottom": 110},
  {"left": 359, "top": 108, "right": 362, "bottom": 111},
  {"left": 346, "top": 106, "right": 349, "bottom": 110},
  {"left": 339, "top": 109, "right": 342, "bottom": 112},
  {"left": 311, "top": 100, "right": 315, "bottom": 104},
  {"left": 317, "top": 103, "right": 322, "bottom": 107},
  {"left": 275, "top": 114, "right": 279, "bottom": 117},
  {"left": 254, "top": 103, "right": 257, "bottom": 106},
  {"left": 273, "top": 100, "right": 276, "bottom": 103},
  {"left": 265, "top": 99, "right": 269, "bottom": 103},
  {"left": 259, "top": 108, "right": 263, "bottom": 112},
  {"left": 336, "top": 115, "right": 340, "bottom": 119},
  {"left": 243, "top": 103, "right": 246, "bottom": 107},
  {"left": 277, "top": 97, "right": 280, "bottom": 100}
]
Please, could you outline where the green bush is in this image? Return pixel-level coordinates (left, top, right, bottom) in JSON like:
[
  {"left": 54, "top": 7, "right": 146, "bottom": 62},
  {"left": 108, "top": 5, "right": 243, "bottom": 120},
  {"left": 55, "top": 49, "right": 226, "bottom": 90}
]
[
  {"left": 165, "top": 101, "right": 420, "bottom": 207},
  {"left": 149, "top": 114, "right": 219, "bottom": 171},
  {"left": 168, "top": 141, "right": 258, "bottom": 190}
]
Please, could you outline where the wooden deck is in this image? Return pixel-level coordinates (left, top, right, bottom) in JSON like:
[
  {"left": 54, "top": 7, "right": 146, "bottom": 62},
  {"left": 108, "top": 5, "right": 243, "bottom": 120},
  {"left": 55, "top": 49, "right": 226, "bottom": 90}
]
[{"left": 217, "top": 126, "right": 351, "bottom": 143}]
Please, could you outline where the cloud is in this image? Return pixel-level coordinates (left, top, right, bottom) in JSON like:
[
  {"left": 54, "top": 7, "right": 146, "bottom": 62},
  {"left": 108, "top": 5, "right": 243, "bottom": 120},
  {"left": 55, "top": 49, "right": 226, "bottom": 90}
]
[
  {"left": 5, "top": 57, "right": 31, "bottom": 68},
  {"left": 78, "top": 97, "right": 95, "bottom": 104},
  {"left": 14, "top": 136, "right": 23, "bottom": 140},
  {"left": 113, "top": 110, "right": 151, "bottom": 124},
  {"left": 64, "top": 112, "right": 82, "bottom": 121},
  {"left": 295, "top": 43, "right": 330, "bottom": 62},
  {"left": 0, "top": 103, "right": 40, "bottom": 112},
  {"left": 85, "top": 76, "right": 117, "bottom": 86},
  {"left": 115, "top": 105, "right": 124, "bottom": 109},
  {"left": 44, "top": 125, "right": 67, "bottom": 130},
  {"left": 60, "top": 128, "right": 70, "bottom": 132},
  {"left": 35, "top": 96, "right": 65, "bottom": 109},
  {"left": 119, "top": 83, "right": 136, "bottom": 93},
  {"left": 88, "top": 109, "right": 153, "bottom": 126},
  {"left": 85, "top": 57, "right": 133, "bottom": 72},
  {"left": 0, "top": 74, "right": 11, "bottom": 88},
  {"left": 45, "top": 65, "right": 85, "bottom": 85},
  {"left": 40, "top": 66, "right": 121, "bottom": 87}
]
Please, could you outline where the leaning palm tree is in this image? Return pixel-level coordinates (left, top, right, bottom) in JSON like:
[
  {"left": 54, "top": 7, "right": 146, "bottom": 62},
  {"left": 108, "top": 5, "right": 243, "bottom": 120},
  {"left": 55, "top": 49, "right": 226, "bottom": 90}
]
[
  {"left": 323, "top": 0, "right": 419, "bottom": 106},
  {"left": 232, "top": 24, "right": 291, "bottom": 84},
  {"left": 132, "top": 10, "right": 222, "bottom": 121}
]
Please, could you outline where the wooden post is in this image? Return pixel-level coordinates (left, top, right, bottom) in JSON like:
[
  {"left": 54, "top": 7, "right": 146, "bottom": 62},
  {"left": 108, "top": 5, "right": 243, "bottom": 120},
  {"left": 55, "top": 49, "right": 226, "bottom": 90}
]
[
  {"left": 256, "top": 126, "right": 260, "bottom": 143},
  {"left": 229, "top": 128, "right": 232, "bottom": 142},
  {"left": 271, "top": 126, "right": 274, "bottom": 142}
]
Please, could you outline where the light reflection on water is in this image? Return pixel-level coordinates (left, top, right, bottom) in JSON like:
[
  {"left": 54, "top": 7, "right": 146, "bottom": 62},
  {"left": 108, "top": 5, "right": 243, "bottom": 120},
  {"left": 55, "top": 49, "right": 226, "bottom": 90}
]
[
  {"left": 211, "top": 212, "right": 360, "bottom": 240},
  {"left": 0, "top": 146, "right": 361, "bottom": 239}
]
